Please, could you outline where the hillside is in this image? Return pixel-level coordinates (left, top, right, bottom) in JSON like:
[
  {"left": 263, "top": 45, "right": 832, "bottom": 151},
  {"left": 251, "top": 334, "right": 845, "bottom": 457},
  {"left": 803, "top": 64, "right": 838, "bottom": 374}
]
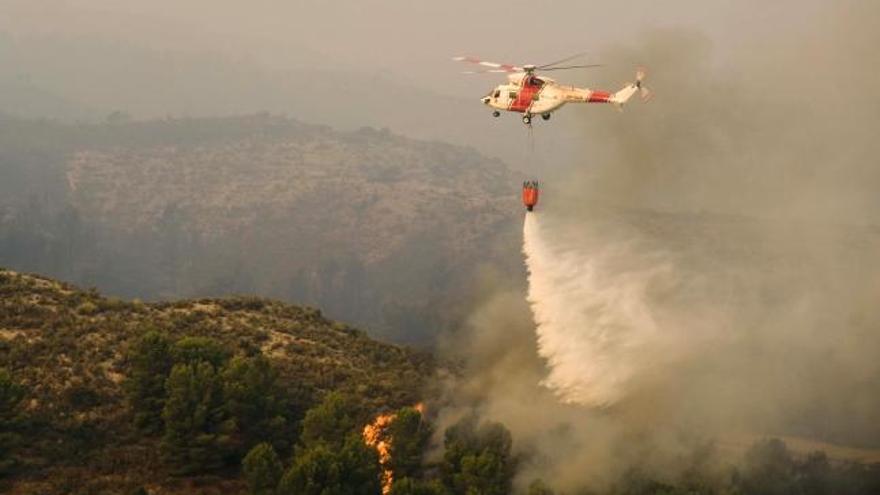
[
  {"left": 0, "top": 114, "right": 523, "bottom": 343},
  {"left": 0, "top": 268, "right": 433, "bottom": 493}
]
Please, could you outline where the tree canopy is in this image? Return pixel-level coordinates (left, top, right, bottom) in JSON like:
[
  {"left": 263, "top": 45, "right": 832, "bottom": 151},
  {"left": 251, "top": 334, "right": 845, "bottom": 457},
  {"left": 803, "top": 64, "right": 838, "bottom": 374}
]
[
  {"left": 125, "top": 330, "right": 174, "bottom": 434},
  {"left": 300, "top": 391, "right": 365, "bottom": 450},
  {"left": 243, "top": 442, "right": 283, "bottom": 495},
  {"left": 278, "top": 434, "right": 381, "bottom": 495},
  {"left": 387, "top": 406, "right": 432, "bottom": 480},
  {"left": 442, "top": 415, "right": 516, "bottom": 495},
  {"left": 161, "top": 361, "right": 232, "bottom": 474}
]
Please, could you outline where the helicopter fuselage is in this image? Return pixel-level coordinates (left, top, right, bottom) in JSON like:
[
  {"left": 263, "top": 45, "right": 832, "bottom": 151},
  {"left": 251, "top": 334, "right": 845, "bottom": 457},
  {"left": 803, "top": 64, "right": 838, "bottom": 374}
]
[{"left": 482, "top": 73, "right": 619, "bottom": 120}]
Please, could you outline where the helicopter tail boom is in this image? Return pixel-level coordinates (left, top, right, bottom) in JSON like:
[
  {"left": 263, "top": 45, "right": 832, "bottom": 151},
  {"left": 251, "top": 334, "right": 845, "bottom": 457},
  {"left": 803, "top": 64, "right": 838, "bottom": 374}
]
[
  {"left": 610, "top": 68, "right": 650, "bottom": 106},
  {"left": 564, "top": 69, "right": 648, "bottom": 107}
]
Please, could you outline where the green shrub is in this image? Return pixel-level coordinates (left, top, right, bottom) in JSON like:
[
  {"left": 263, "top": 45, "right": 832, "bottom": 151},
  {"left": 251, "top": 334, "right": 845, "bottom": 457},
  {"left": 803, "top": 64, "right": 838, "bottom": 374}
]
[
  {"left": 172, "top": 336, "right": 230, "bottom": 369},
  {"left": 76, "top": 301, "right": 98, "bottom": 315}
]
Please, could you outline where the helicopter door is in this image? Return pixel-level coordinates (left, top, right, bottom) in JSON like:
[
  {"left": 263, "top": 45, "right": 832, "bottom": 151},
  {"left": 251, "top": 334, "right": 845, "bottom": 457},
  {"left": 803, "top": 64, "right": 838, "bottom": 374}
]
[{"left": 492, "top": 88, "right": 506, "bottom": 107}]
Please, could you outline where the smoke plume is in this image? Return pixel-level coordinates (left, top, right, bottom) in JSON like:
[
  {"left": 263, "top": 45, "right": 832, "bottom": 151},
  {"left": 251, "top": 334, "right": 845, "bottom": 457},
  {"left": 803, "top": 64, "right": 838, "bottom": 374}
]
[{"left": 439, "top": 1, "right": 880, "bottom": 492}]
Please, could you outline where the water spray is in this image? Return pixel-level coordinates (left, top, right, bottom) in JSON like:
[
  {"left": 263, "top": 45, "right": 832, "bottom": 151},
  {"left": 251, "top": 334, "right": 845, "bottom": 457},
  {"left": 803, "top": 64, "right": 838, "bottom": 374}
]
[{"left": 523, "top": 213, "right": 664, "bottom": 407}]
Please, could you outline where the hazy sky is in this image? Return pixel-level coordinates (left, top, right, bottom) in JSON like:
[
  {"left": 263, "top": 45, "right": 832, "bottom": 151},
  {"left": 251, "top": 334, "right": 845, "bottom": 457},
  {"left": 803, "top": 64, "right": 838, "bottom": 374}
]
[{"left": 2, "top": 0, "right": 827, "bottom": 97}]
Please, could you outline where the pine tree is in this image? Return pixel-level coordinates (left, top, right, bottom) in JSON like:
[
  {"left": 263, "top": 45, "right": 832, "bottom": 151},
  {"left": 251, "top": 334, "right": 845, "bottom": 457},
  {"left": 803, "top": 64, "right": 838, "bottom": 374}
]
[
  {"left": 278, "top": 434, "right": 381, "bottom": 495},
  {"left": 278, "top": 443, "right": 340, "bottom": 495},
  {"left": 242, "top": 442, "right": 283, "bottom": 495},
  {"left": 161, "top": 361, "right": 231, "bottom": 474},
  {"left": 442, "top": 416, "right": 515, "bottom": 495},
  {"left": 222, "top": 354, "right": 289, "bottom": 454},
  {"left": 388, "top": 406, "right": 431, "bottom": 480},
  {"left": 125, "top": 331, "right": 173, "bottom": 434},
  {"left": 299, "top": 391, "right": 363, "bottom": 450}
]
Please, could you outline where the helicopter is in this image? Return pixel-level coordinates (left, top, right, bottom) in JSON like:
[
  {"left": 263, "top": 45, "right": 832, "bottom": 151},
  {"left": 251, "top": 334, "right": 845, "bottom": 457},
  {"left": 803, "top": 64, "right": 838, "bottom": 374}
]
[{"left": 453, "top": 54, "right": 649, "bottom": 125}]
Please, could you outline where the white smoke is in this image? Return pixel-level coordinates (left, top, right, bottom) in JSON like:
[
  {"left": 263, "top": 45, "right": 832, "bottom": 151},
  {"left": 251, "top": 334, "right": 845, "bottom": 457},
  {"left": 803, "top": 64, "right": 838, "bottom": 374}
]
[{"left": 523, "top": 212, "right": 677, "bottom": 406}]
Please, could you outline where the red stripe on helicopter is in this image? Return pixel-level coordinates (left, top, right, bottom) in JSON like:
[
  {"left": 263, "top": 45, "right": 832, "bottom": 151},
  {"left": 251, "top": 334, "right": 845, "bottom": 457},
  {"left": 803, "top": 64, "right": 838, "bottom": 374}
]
[
  {"left": 509, "top": 77, "right": 543, "bottom": 112},
  {"left": 588, "top": 91, "right": 611, "bottom": 103}
]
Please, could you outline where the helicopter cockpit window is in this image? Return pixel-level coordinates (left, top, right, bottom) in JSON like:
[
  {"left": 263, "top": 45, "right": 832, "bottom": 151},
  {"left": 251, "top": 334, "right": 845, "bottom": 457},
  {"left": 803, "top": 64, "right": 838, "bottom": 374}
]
[
  {"left": 509, "top": 91, "right": 518, "bottom": 99},
  {"left": 493, "top": 90, "right": 500, "bottom": 98}
]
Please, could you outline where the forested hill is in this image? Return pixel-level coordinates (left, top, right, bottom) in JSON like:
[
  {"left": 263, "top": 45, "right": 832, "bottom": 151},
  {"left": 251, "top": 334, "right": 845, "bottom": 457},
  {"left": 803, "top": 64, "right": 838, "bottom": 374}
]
[
  {"left": 0, "top": 114, "right": 522, "bottom": 344},
  {"left": 0, "top": 268, "right": 432, "bottom": 493}
]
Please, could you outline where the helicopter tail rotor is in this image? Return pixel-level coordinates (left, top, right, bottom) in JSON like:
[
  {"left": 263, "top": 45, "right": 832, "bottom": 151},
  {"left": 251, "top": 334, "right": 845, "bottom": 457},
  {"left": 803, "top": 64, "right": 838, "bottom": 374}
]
[
  {"left": 609, "top": 68, "right": 651, "bottom": 108},
  {"left": 636, "top": 68, "right": 652, "bottom": 101}
]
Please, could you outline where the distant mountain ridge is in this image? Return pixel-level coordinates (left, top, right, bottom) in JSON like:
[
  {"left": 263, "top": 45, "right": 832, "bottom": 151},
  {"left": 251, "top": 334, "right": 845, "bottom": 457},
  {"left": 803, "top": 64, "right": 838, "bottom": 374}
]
[{"left": 0, "top": 114, "right": 523, "bottom": 343}]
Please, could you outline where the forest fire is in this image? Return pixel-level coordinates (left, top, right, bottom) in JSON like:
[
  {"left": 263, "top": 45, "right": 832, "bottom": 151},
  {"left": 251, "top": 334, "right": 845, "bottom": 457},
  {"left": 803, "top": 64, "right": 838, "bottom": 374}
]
[{"left": 363, "top": 403, "right": 425, "bottom": 495}]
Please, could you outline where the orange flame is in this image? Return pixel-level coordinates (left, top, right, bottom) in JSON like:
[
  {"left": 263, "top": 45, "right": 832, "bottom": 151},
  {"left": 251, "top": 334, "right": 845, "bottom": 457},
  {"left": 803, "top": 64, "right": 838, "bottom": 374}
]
[{"left": 363, "top": 403, "right": 425, "bottom": 495}]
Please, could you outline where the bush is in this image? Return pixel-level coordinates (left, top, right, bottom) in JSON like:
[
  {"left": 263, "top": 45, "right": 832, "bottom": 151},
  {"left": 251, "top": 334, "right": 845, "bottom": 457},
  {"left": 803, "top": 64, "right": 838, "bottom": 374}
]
[
  {"left": 76, "top": 301, "right": 98, "bottom": 315},
  {"left": 0, "top": 368, "right": 25, "bottom": 475},
  {"left": 64, "top": 383, "right": 102, "bottom": 410},
  {"left": 172, "top": 336, "right": 230, "bottom": 369}
]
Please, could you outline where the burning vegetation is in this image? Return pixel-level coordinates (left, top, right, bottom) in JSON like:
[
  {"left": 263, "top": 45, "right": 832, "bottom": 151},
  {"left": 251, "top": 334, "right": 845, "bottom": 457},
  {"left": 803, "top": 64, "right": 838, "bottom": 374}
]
[
  {"left": 363, "top": 403, "right": 427, "bottom": 494},
  {"left": 364, "top": 410, "right": 396, "bottom": 494}
]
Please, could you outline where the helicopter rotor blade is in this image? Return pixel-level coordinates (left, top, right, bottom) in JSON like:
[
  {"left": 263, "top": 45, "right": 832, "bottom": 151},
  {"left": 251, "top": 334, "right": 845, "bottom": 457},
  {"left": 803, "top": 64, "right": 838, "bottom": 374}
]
[
  {"left": 537, "top": 52, "right": 590, "bottom": 69},
  {"left": 540, "top": 64, "right": 604, "bottom": 72},
  {"left": 461, "top": 69, "right": 516, "bottom": 74},
  {"left": 452, "top": 56, "right": 524, "bottom": 73}
]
